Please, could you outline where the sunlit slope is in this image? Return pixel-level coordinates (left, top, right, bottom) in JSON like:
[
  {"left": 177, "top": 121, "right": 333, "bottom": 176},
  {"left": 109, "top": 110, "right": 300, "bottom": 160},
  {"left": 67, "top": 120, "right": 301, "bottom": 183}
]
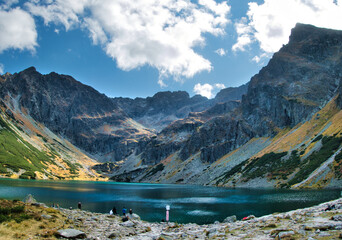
[
  {"left": 0, "top": 106, "right": 102, "bottom": 180},
  {"left": 213, "top": 96, "right": 342, "bottom": 189}
]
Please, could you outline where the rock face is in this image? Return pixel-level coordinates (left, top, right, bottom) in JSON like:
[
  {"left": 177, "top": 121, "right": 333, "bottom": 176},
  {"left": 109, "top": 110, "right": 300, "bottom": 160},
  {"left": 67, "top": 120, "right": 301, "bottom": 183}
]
[
  {"left": 241, "top": 23, "right": 342, "bottom": 135},
  {"left": 113, "top": 85, "right": 247, "bottom": 131},
  {"left": 214, "top": 83, "right": 248, "bottom": 103},
  {"left": 0, "top": 67, "right": 153, "bottom": 162}
]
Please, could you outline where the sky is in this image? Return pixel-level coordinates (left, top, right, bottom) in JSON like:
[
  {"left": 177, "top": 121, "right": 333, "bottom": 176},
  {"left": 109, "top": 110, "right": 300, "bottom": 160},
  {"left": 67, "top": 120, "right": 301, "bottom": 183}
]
[{"left": 0, "top": 0, "right": 341, "bottom": 99}]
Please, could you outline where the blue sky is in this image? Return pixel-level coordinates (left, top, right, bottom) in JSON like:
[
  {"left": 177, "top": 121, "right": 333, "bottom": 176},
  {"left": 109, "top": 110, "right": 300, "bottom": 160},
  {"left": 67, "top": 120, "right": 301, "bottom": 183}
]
[{"left": 0, "top": 0, "right": 341, "bottom": 99}]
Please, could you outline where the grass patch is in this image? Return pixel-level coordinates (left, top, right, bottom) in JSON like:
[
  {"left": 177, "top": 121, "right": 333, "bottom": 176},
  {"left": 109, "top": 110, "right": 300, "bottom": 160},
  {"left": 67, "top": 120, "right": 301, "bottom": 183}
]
[
  {"left": 215, "top": 159, "right": 249, "bottom": 185},
  {"left": 63, "top": 160, "right": 79, "bottom": 175},
  {"left": 19, "top": 171, "right": 36, "bottom": 180},
  {"left": 288, "top": 136, "right": 342, "bottom": 185},
  {"left": 144, "top": 164, "right": 164, "bottom": 178},
  {"left": 0, "top": 203, "right": 28, "bottom": 223},
  {"left": 242, "top": 152, "right": 288, "bottom": 180},
  {"left": 312, "top": 134, "right": 323, "bottom": 142},
  {"left": 0, "top": 114, "right": 54, "bottom": 175}
]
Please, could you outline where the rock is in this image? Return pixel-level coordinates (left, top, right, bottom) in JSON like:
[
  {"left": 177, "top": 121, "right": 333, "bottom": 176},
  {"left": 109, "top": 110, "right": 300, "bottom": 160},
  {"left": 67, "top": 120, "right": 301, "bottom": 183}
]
[
  {"left": 120, "top": 220, "right": 135, "bottom": 227},
  {"left": 276, "top": 230, "right": 295, "bottom": 240},
  {"left": 41, "top": 214, "right": 52, "bottom": 220},
  {"left": 108, "top": 232, "right": 119, "bottom": 238},
  {"left": 23, "top": 194, "right": 37, "bottom": 204},
  {"left": 127, "top": 213, "right": 141, "bottom": 220},
  {"left": 331, "top": 214, "right": 342, "bottom": 221},
  {"left": 57, "top": 229, "right": 86, "bottom": 239},
  {"left": 223, "top": 215, "right": 237, "bottom": 223}
]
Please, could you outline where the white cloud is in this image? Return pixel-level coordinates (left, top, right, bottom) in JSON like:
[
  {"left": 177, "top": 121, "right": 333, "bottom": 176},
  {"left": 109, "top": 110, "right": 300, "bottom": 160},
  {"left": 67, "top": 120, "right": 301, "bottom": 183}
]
[
  {"left": 0, "top": 0, "right": 19, "bottom": 10},
  {"left": 0, "top": 63, "right": 4, "bottom": 74},
  {"left": 252, "top": 53, "right": 270, "bottom": 64},
  {"left": 0, "top": 8, "right": 37, "bottom": 53},
  {"left": 25, "top": 0, "right": 231, "bottom": 81},
  {"left": 193, "top": 82, "right": 226, "bottom": 98},
  {"left": 233, "top": 0, "right": 342, "bottom": 54},
  {"left": 215, "top": 48, "right": 226, "bottom": 56},
  {"left": 194, "top": 83, "right": 214, "bottom": 98},
  {"left": 215, "top": 83, "right": 225, "bottom": 89},
  {"left": 232, "top": 17, "right": 253, "bottom": 52}
]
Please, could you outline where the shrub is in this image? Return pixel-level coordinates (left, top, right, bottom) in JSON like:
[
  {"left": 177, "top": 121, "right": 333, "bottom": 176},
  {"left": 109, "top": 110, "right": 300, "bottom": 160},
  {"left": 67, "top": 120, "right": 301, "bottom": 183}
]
[{"left": 288, "top": 136, "right": 342, "bottom": 185}]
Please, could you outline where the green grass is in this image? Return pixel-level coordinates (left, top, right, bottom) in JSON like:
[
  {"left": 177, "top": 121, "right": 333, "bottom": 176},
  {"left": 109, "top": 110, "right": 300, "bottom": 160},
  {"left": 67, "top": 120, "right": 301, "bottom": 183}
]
[
  {"left": 215, "top": 159, "right": 249, "bottom": 185},
  {"left": 144, "top": 164, "right": 165, "bottom": 178},
  {"left": 63, "top": 159, "right": 79, "bottom": 175},
  {"left": 288, "top": 136, "right": 342, "bottom": 185},
  {"left": 0, "top": 114, "right": 54, "bottom": 175},
  {"left": 0, "top": 204, "right": 29, "bottom": 223},
  {"left": 333, "top": 149, "right": 342, "bottom": 179},
  {"left": 243, "top": 152, "right": 288, "bottom": 180}
]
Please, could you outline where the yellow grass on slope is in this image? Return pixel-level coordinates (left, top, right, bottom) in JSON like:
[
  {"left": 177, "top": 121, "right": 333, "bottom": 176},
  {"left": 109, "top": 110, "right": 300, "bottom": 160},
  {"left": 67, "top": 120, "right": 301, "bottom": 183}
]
[{"left": 254, "top": 96, "right": 341, "bottom": 158}]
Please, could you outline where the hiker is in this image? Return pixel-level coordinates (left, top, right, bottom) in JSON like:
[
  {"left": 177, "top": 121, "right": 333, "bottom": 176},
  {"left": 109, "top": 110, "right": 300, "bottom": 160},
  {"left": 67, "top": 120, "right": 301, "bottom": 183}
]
[
  {"left": 78, "top": 202, "right": 82, "bottom": 210},
  {"left": 110, "top": 206, "right": 117, "bottom": 215},
  {"left": 129, "top": 208, "right": 133, "bottom": 215},
  {"left": 122, "top": 206, "right": 127, "bottom": 216}
]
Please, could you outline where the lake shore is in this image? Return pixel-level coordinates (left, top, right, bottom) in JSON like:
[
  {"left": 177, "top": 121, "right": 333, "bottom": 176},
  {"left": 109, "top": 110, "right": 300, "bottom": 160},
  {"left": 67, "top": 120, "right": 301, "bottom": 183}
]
[{"left": 2, "top": 197, "right": 342, "bottom": 239}]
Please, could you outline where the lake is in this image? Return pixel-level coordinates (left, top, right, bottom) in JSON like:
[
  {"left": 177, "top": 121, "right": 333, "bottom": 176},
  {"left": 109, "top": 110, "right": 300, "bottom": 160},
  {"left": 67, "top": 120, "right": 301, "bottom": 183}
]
[{"left": 0, "top": 178, "right": 340, "bottom": 224}]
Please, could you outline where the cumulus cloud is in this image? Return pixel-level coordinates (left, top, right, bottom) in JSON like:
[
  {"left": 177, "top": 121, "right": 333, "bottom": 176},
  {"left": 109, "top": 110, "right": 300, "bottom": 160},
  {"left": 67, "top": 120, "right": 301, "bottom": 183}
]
[
  {"left": 215, "top": 83, "right": 226, "bottom": 89},
  {"left": 215, "top": 48, "right": 226, "bottom": 56},
  {"left": 25, "top": 0, "right": 231, "bottom": 81},
  {"left": 233, "top": 0, "right": 342, "bottom": 54},
  {"left": 0, "top": 7, "right": 37, "bottom": 53},
  {"left": 0, "top": 0, "right": 19, "bottom": 10},
  {"left": 0, "top": 63, "right": 4, "bottom": 74},
  {"left": 193, "top": 82, "right": 225, "bottom": 99}
]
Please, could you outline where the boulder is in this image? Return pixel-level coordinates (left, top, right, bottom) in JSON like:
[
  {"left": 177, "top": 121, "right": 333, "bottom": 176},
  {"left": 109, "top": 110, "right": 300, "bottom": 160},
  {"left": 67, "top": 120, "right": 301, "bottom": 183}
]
[
  {"left": 23, "top": 194, "right": 37, "bottom": 204},
  {"left": 120, "top": 220, "right": 135, "bottom": 227},
  {"left": 331, "top": 215, "right": 342, "bottom": 221},
  {"left": 57, "top": 229, "right": 86, "bottom": 239},
  {"left": 223, "top": 215, "right": 237, "bottom": 223}
]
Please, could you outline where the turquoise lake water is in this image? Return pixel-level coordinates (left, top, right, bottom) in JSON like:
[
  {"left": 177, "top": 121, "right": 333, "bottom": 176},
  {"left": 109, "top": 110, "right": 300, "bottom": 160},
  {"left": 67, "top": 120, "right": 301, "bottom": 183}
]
[{"left": 0, "top": 178, "right": 340, "bottom": 224}]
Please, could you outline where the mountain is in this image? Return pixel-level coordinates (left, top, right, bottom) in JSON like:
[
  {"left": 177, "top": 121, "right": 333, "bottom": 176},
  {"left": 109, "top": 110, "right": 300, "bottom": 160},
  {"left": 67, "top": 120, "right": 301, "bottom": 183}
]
[
  {"left": 1, "top": 23, "right": 342, "bottom": 189},
  {"left": 108, "top": 24, "right": 342, "bottom": 189},
  {"left": 112, "top": 84, "right": 247, "bottom": 131},
  {"left": 0, "top": 66, "right": 246, "bottom": 179}
]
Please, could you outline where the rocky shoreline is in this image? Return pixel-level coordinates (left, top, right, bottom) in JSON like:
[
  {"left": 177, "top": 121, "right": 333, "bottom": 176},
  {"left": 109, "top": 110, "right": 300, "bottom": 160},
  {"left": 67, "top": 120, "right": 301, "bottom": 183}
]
[{"left": 53, "top": 198, "right": 342, "bottom": 239}]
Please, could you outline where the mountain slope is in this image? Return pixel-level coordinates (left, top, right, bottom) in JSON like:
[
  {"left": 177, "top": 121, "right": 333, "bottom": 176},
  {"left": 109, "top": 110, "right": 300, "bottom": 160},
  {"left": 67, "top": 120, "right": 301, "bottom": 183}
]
[
  {"left": 0, "top": 105, "right": 100, "bottom": 180},
  {"left": 108, "top": 24, "right": 342, "bottom": 189},
  {"left": 112, "top": 84, "right": 247, "bottom": 132},
  {"left": 0, "top": 67, "right": 154, "bottom": 162}
]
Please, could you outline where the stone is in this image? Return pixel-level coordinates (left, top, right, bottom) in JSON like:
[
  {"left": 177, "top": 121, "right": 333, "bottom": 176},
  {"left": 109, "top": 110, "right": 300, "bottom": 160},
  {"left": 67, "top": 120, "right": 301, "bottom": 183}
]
[
  {"left": 127, "top": 213, "right": 141, "bottom": 220},
  {"left": 57, "top": 229, "right": 86, "bottom": 239},
  {"left": 223, "top": 215, "right": 237, "bottom": 223},
  {"left": 108, "top": 232, "right": 119, "bottom": 238},
  {"left": 277, "top": 230, "right": 295, "bottom": 239},
  {"left": 331, "top": 215, "right": 342, "bottom": 221},
  {"left": 23, "top": 194, "right": 37, "bottom": 204},
  {"left": 120, "top": 220, "right": 135, "bottom": 227},
  {"left": 41, "top": 214, "right": 52, "bottom": 220}
]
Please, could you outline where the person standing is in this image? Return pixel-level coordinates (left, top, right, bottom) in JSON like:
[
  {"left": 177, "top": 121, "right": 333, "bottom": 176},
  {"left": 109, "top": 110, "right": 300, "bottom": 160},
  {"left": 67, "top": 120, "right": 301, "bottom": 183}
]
[
  {"left": 78, "top": 202, "right": 82, "bottom": 210},
  {"left": 122, "top": 206, "right": 127, "bottom": 216}
]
